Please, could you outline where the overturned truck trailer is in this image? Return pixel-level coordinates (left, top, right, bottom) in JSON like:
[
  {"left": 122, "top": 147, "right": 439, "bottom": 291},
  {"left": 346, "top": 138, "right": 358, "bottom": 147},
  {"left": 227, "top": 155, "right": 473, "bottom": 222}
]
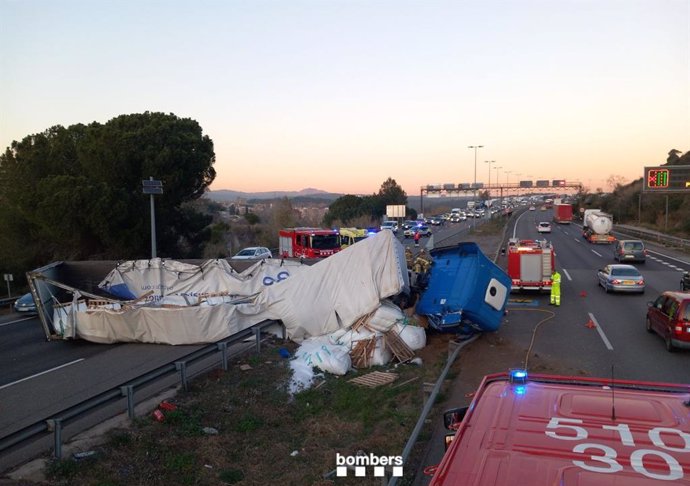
[{"left": 27, "top": 230, "right": 410, "bottom": 345}]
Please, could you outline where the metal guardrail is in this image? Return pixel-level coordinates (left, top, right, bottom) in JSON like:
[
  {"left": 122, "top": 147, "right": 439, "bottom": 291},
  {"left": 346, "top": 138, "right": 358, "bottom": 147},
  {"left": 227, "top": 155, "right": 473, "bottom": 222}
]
[
  {"left": 0, "top": 319, "right": 283, "bottom": 472},
  {"left": 0, "top": 297, "right": 15, "bottom": 307},
  {"left": 614, "top": 224, "right": 690, "bottom": 252}
]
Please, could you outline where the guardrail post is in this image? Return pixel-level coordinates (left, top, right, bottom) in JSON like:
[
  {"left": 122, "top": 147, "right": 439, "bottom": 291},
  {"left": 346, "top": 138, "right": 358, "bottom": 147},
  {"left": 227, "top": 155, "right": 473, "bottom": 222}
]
[
  {"left": 254, "top": 327, "right": 262, "bottom": 354},
  {"left": 175, "top": 361, "right": 188, "bottom": 391},
  {"left": 217, "top": 342, "right": 228, "bottom": 371},
  {"left": 47, "top": 418, "right": 63, "bottom": 459},
  {"left": 121, "top": 385, "right": 135, "bottom": 419},
  {"left": 422, "top": 382, "right": 434, "bottom": 406}
]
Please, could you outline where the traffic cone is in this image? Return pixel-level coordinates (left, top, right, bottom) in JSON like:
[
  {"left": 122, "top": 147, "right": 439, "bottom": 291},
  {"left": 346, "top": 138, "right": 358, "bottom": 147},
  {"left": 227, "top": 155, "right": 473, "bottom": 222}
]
[
  {"left": 585, "top": 319, "right": 596, "bottom": 329},
  {"left": 580, "top": 290, "right": 587, "bottom": 298}
]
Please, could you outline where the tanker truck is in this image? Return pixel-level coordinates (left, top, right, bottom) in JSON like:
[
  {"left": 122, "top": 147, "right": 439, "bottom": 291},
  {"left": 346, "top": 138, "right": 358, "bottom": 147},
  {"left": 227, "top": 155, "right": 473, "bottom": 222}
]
[{"left": 582, "top": 209, "right": 615, "bottom": 243}]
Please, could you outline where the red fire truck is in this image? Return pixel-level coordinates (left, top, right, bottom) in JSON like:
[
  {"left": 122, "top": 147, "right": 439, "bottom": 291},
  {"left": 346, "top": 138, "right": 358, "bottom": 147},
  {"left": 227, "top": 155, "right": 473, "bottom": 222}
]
[
  {"left": 429, "top": 371, "right": 690, "bottom": 485},
  {"left": 278, "top": 227, "right": 341, "bottom": 258},
  {"left": 507, "top": 238, "right": 555, "bottom": 291}
]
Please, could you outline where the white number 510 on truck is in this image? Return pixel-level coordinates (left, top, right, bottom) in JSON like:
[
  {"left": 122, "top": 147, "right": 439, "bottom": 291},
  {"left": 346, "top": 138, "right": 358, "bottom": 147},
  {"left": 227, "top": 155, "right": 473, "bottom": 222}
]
[{"left": 429, "top": 371, "right": 690, "bottom": 485}]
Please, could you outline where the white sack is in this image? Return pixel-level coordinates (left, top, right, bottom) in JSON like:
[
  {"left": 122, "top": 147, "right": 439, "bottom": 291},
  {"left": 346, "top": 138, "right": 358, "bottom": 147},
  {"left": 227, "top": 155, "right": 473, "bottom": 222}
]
[
  {"left": 393, "top": 322, "right": 427, "bottom": 351},
  {"left": 367, "top": 300, "right": 405, "bottom": 332},
  {"left": 370, "top": 335, "right": 393, "bottom": 366},
  {"left": 293, "top": 337, "right": 351, "bottom": 376}
]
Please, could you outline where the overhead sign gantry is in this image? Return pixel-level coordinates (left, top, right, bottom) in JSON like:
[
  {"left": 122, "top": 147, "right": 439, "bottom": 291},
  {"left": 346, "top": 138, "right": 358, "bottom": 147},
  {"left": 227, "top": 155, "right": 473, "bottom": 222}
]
[{"left": 419, "top": 180, "right": 582, "bottom": 213}]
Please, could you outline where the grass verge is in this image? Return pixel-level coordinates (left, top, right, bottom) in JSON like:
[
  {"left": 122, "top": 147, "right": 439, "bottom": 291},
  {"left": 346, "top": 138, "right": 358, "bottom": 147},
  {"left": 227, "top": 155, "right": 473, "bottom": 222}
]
[{"left": 42, "top": 336, "right": 457, "bottom": 486}]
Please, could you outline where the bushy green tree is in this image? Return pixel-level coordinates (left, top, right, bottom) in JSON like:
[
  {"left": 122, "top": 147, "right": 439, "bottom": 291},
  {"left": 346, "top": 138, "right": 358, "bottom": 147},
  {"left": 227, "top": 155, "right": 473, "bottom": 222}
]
[
  {"left": 323, "top": 195, "right": 367, "bottom": 226},
  {"left": 377, "top": 177, "right": 407, "bottom": 206},
  {"left": 323, "top": 178, "right": 409, "bottom": 225},
  {"left": 0, "top": 112, "right": 216, "bottom": 272}
]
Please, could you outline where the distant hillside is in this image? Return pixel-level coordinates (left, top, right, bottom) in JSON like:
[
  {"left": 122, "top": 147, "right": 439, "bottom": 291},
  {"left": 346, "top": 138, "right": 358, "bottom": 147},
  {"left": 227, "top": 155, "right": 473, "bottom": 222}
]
[{"left": 205, "top": 188, "right": 343, "bottom": 203}]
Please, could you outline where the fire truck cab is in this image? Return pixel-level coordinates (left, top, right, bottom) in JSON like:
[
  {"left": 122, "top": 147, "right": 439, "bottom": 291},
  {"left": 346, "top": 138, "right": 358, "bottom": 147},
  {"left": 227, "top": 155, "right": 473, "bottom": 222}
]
[
  {"left": 430, "top": 371, "right": 690, "bottom": 485},
  {"left": 507, "top": 238, "right": 555, "bottom": 291},
  {"left": 278, "top": 227, "right": 341, "bottom": 258}
]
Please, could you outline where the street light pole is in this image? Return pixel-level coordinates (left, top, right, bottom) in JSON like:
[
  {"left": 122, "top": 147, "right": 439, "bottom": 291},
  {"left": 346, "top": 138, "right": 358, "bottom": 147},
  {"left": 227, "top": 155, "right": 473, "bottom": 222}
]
[
  {"left": 468, "top": 146, "right": 483, "bottom": 227},
  {"left": 468, "top": 145, "right": 484, "bottom": 197},
  {"left": 494, "top": 167, "right": 502, "bottom": 201},
  {"left": 484, "top": 160, "right": 495, "bottom": 196}
]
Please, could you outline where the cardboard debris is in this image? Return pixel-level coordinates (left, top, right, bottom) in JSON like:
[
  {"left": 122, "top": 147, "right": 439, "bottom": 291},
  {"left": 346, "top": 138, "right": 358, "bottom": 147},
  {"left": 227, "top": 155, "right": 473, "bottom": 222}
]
[{"left": 348, "top": 371, "right": 398, "bottom": 388}]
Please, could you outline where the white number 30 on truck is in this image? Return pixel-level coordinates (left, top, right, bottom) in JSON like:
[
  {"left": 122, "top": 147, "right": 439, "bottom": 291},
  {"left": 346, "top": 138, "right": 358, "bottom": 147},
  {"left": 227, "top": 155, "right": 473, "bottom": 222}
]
[{"left": 429, "top": 371, "right": 690, "bottom": 485}]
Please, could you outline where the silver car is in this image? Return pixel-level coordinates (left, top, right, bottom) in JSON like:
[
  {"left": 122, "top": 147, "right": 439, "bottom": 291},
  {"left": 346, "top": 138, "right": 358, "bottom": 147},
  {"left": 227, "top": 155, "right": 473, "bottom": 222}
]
[
  {"left": 613, "top": 240, "right": 647, "bottom": 263},
  {"left": 13, "top": 292, "right": 37, "bottom": 313},
  {"left": 231, "top": 247, "right": 273, "bottom": 260},
  {"left": 597, "top": 264, "right": 645, "bottom": 294}
]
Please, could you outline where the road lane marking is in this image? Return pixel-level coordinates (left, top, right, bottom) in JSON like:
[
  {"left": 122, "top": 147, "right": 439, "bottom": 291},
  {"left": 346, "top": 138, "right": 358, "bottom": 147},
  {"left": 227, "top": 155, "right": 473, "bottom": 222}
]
[
  {"left": 574, "top": 238, "right": 581, "bottom": 243},
  {"left": 647, "top": 250, "right": 690, "bottom": 267},
  {"left": 588, "top": 313, "right": 613, "bottom": 351},
  {"left": 0, "top": 359, "right": 84, "bottom": 390},
  {"left": 562, "top": 269, "right": 572, "bottom": 281},
  {"left": 0, "top": 316, "right": 35, "bottom": 327},
  {"left": 591, "top": 249, "right": 602, "bottom": 257}
]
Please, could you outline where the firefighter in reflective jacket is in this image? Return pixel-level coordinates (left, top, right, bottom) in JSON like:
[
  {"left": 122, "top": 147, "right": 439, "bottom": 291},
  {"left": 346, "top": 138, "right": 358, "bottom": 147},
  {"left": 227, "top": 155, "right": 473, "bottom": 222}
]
[
  {"left": 550, "top": 269, "right": 561, "bottom": 306},
  {"left": 413, "top": 249, "right": 432, "bottom": 274},
  {"left": 412, "top": 249, "right": 433, "bottom": 291},
  {"left": 405, "top": 246, "right": 414, "bottom": 268}
]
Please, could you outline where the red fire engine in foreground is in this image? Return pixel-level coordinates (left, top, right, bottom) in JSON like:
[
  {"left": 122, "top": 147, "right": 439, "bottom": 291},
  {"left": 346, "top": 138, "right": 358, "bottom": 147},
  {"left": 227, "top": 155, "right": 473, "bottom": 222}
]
[
  {"left": 430, "top": 371, "right": 690, "bottom": 485},
  {"left": 278, "top": 227, "right": 341, "bottom": 258},
  {"left": 507, "top": 238, "right": 555, "bottom": 291}
]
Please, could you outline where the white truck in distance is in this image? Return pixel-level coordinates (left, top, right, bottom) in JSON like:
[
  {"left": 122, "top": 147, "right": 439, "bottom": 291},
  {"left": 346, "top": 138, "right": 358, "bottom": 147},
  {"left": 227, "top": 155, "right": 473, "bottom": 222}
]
[{"left": 582, "top": 209, "right": 615, "bottom": 244}]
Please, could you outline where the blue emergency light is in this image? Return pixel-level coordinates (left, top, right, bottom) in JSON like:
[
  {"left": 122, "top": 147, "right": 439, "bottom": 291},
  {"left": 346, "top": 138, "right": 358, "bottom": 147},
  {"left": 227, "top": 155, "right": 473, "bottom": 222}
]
[{"left": 509, "top": 369, "right": 528, "bottom": 384}]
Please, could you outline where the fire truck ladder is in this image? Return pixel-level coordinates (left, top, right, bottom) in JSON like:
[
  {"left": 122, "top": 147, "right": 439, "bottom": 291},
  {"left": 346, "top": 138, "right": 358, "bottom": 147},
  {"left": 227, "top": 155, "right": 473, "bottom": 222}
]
[{"left": 542, "top": 249, "right": 552, "bottom": 278}]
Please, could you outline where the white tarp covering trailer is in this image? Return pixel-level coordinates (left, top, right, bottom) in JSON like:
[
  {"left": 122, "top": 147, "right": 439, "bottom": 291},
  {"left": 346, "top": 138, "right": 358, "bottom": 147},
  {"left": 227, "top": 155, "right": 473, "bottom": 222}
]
[{"left": 27, "top": 230, "right": 410, "bottom": 345}]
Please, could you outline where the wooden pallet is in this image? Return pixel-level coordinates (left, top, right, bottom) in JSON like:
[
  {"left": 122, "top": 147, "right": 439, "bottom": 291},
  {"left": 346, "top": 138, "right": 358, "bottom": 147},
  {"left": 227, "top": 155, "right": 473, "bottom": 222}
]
[
  {"left": 351, "top": 311, "right": 376, "bottom": 332},
  {"left": 350, "top": 337, "right": 377, "bottom": 368},
  {"left": 348, "top": 371, "right": 398, "bottom": 388},
  {"left": 384, "top": 329, "right": 415, "bottom": 363}
]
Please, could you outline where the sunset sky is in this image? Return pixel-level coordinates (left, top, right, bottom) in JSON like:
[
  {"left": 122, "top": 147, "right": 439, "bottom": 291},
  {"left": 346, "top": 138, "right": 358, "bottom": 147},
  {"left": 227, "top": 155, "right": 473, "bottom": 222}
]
[{"left": 1, "top": 0, "right": 688, "bottom": 196}]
